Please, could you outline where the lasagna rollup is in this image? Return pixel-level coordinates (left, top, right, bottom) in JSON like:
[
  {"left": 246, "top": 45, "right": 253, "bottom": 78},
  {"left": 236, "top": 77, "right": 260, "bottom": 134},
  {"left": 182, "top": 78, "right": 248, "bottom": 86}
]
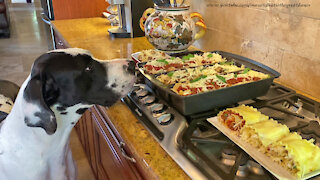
[
  {"left": 266, "top": 132, "right": 320, "bottom": 178},
  {"left": 240, "top": 120, "right": 290, "bottom": 152},
  {"left": 218, "top": 105, "right": 269, "bottom": 132}
]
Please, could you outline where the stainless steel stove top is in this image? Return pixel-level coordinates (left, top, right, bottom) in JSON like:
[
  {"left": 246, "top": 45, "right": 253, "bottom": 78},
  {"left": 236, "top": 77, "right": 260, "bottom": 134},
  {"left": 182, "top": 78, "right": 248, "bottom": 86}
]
[
  {"left": 122, "top": 83, "right": 320, "bottom": 180},
  {"left": 122, "top": 84, "right": 206, "bottom": 179}
]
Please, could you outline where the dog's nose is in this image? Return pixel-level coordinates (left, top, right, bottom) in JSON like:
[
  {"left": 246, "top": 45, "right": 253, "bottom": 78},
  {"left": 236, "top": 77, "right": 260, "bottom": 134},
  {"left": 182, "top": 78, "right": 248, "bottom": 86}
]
[{"left": 126, "top": 60, "right": 135, "bottom": 75}]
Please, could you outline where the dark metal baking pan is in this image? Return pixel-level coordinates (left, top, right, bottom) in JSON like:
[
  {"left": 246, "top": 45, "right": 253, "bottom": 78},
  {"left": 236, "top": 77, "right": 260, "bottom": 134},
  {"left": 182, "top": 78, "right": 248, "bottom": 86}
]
[{"left": 138, "top": 51, "right": 281, "bottom": 116}]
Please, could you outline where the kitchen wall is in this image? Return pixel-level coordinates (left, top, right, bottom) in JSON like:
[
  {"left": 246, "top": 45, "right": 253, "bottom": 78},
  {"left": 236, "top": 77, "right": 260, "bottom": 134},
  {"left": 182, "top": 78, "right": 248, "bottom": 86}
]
[{"left": 191, "top": 0, "right": 320, "bottom": 99}]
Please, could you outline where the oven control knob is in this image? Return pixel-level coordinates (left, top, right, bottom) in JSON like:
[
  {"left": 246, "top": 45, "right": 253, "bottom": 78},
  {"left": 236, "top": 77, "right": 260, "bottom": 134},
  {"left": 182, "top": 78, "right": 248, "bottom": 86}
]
[
  {"left": 141, "top": 96, "right": 156, "bottom": 106},
  {"left": 131, "top": 86, "right": 141, "bottom": 94},
  {"left": 157, "top": 114, "right": 173, "bottom": 125},
  {"left": 136, "top": 89, "right": 148, "bottom": 98},
  {"left": 150, "top": 103, "right": 166, "bottom": 114}
]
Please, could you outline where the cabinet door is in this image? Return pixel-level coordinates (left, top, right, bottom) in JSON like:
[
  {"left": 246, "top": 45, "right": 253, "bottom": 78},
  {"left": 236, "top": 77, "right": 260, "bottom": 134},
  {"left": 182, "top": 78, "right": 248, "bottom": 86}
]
[
  {"left": 52, "top": 0, "right": 109, "bottom": 20},
  {"left": 91, "top": 106, "right": 143, "bottom": 180},
  {"left": 85, "top": 110, "right": 98, "bottom": 175}
]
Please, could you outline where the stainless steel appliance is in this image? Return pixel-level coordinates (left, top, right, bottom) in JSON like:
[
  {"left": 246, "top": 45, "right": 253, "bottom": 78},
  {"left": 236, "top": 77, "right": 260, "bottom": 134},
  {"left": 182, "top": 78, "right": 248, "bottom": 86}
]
[
  {"left": 107, "top": 0, "right": 153, "bottom": 38},
  {"left": 122, "top": 82, "right": 320, "bottom": 179}
]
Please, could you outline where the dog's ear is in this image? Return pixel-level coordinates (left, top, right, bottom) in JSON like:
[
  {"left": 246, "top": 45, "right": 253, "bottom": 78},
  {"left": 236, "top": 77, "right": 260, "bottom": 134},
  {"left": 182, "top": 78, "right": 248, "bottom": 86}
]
[{"left": 23, "top": 56, "right": 59, "bottom": 135}]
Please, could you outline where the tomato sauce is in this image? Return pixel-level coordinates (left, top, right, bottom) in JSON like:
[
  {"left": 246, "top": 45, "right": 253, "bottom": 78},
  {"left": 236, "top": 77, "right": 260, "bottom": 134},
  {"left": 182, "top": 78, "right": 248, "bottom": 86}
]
[{"left": 221, "top": 110, "right": 245, "bottom": 131}]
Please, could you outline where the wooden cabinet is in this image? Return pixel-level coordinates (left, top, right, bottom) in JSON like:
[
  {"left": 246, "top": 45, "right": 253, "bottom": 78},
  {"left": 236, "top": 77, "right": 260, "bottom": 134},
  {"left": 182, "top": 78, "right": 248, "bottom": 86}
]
[
  {"left": 75, "top": 106, "right": 145, "bottom": 180},
  {"left": 52, "top": 0, "right": 109, "bottom": 20}
]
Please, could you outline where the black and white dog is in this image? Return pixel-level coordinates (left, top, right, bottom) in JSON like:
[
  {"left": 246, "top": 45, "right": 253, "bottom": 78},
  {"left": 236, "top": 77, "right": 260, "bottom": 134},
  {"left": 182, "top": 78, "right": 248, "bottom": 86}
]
[{"left": 0, "top": 48, "right": 136, "bottom": 180}]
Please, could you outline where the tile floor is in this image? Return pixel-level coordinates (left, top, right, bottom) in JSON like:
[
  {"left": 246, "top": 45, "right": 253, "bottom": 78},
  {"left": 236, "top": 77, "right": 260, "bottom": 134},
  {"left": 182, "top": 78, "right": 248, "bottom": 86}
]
[{"left": 0, "top": 1, "right": 95, "bottom": 179}]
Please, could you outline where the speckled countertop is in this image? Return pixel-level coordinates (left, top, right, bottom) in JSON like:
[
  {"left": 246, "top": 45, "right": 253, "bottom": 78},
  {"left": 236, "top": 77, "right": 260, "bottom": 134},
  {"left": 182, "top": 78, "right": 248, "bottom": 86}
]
[{"left": 52, "top": 17, "right": 190, "bottom": 180}]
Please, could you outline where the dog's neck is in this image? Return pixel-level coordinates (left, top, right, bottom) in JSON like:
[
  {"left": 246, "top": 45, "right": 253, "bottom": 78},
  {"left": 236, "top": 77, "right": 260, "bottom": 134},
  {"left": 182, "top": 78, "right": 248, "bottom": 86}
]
[{"left": 0, "top": 78, "right": 91, "bottom": 156}]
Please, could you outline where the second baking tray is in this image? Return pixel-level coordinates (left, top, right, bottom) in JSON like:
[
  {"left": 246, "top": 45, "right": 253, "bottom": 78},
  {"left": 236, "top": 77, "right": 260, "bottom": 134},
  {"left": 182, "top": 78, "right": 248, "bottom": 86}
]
[{"left": 138, "top": 51, "right": 281, "bottom": 116}]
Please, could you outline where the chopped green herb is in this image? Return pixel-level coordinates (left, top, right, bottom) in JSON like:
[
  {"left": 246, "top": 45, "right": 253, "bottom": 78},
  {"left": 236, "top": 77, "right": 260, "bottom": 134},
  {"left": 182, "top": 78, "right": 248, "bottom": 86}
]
[
  {"left": 234, "top": 73, "right": 238, "bottom": 78},
  {"left": 182, "top": 56, "right": 190, "bottom": 60},
  {"left": 170, "top": 57, "right": 175, "bottom": 60},
  {"left": 167, "top": 71, "right": 174, "bottom": 77},
  {"left": 243, "top": 68, "right": 251, "bottom": 74},
  {"left": 207, "top": 53, "right": 213, "bottom": 58},
  {"left": 188, "top": 54, "right": 195, "bottom": 58},
  {"left": 182, "top": 54, "right": 195, "bottom": 61},
  {"left": 156, "top": 59, "right": 169, "bottom": 65},
  {"left": 220, "top": 61, "right": 234, "bottom": 65},
  {"left": 216, "top": 74, "right": 226, "bottom": 83},
  {"left": 190, "top": 75, "right": 207, "bottom": 83},
  {"left": 224, "top": 113, "right": 228, "bottom": 117},
  {"left": 200, "top": 68, "right": 205, "bottom": 71}
]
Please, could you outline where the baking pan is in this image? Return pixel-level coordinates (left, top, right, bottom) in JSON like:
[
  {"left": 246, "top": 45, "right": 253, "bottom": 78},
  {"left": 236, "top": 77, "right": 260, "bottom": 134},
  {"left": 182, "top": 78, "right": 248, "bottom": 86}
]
[{"left": 138, "top": 51, "right": 281, "bottom": 115}]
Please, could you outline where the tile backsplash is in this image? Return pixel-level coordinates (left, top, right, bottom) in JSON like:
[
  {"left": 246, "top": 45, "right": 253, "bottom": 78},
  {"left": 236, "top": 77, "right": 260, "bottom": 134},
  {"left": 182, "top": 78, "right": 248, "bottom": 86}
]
[{"left": 191, "top": 0, "right": 320, "bottom": 99}]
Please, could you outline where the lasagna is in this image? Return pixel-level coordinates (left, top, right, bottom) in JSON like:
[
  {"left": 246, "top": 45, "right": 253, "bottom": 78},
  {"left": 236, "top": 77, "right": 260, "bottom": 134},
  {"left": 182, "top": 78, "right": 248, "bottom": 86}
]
[
  {"left": 156, "top": 64, "right": 245, "bottom": 86},
  {"left": 143, "top": 52, "right": 226, "bottom": 74},
  {"left": 141, "top": 51, "right": 271, "bottom": 96},
  {"left": 171, "top": 70, "right": 269, "bottom": 96},
  {"left": 217, "top": 105, "right": 269, "bottom": 132},
  {"left": 217, "top": 105, "right": 320, "bottom": 178},
  {"left": 240, "top": 119, "right": 290, "bottom": 152},
  {"left": 266, "top": 132, "right": 320, "bottom": 177},
  {"left": 138, "top": 49, "right": 171, "bottom": 62}
]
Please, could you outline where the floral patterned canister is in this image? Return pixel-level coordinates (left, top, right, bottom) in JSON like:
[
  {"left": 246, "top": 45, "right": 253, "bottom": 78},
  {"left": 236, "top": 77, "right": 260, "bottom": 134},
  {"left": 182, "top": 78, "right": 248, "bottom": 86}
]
[{"left": 140, "top": 6, "right": 206, "bottom": 53}]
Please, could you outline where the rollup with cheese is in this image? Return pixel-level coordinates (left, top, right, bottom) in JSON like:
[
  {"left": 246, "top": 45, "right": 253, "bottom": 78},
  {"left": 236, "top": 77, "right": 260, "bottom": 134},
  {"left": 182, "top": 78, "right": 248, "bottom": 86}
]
[
  {"left": 266, "top": 132, "right": 320, "bottom": 177},
  {"left": 218, "top": 105, "right": 269, "bottom": 132},
  {"left": 240, "top": 119, "right": 290, "bottom": 152}
]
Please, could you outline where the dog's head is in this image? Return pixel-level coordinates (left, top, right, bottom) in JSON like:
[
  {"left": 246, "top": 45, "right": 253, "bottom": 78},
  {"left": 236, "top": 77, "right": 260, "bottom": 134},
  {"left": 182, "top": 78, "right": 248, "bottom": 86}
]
[{"left": 23, "top": 48, "right": 136, "bottom": 134}]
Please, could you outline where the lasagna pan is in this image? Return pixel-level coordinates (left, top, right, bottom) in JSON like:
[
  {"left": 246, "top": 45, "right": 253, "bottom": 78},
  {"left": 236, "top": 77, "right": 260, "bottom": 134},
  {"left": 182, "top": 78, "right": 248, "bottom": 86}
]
[{"left": 137, "top": 51, "right": 280, "bottom": 115}]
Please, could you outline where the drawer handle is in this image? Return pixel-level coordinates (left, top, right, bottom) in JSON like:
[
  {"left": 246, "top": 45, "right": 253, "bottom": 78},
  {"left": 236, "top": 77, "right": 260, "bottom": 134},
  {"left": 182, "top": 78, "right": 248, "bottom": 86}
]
[{"left": 119, "top": 142, "right": 136, "bottom": 163}]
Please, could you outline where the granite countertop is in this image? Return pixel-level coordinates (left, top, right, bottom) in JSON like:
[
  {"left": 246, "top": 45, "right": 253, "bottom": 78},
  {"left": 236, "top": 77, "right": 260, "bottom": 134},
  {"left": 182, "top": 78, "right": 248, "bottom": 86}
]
[{"left": 52, "top": 17, "right": 190, "bottom": 180}]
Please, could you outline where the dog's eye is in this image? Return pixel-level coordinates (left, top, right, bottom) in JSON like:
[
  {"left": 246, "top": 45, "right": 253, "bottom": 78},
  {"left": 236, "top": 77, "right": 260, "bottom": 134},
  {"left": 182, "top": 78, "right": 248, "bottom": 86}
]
[{"left": 85, "top": 66, "right": 92, "bottom": 72}]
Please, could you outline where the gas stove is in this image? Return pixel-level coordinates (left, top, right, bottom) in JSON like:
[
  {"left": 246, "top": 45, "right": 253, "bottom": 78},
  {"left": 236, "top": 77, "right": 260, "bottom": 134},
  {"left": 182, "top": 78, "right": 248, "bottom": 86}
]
[{"left": 122, "top": 83, "right": 320, "bottom": 180}]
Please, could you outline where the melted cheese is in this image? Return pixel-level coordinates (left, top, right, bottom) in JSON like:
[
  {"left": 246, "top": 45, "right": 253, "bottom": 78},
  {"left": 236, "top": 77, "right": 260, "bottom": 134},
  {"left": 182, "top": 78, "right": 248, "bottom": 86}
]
[
  {"left": 144, "top": 52, "right": 227, "bottom": 74},
  {"left": 241, "top": 120, "right": 289, "bottom": 147},
  {"left": 220, "top": 105, "right": 269, "bottom": 125},
  {"left": 275, "top": 133, "right": 320, "bottom": 177},
  {"left": 138, "top": 49, "right": 171, "bottom": 62}
]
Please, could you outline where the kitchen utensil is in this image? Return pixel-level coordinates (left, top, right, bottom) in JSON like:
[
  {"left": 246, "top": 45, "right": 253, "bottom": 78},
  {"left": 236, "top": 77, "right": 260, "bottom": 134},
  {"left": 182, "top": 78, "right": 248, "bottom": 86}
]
[
  {"left": 139, "top": 6, "right": 206, "bottom": 52},
  {"left": 137, "top": 51, "right": 281, "bottom": 115},
  {"left": 107, "top": 0, "right": 153, "bottom": 38}
]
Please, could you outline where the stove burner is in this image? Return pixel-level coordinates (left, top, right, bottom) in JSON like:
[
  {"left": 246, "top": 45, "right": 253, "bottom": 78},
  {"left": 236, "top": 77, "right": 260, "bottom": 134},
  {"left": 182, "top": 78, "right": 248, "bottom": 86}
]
[
  {"left": 301, "top": 120, "right": 320, "bottom": 137},
  {"left": 289, "top": 121, "right": 309, "bottom": 131},
  {"left": 247, "top": 160, "right": 265, "bottom": 175},
  {"left": 221, "top": 147, "right": 238, "bottom": 166},
  {"left": 299, "top": 133, "right": 318, "bottom": 142},
  {"left": 236, "top": 154, "right": 249, "bottom": 177}
]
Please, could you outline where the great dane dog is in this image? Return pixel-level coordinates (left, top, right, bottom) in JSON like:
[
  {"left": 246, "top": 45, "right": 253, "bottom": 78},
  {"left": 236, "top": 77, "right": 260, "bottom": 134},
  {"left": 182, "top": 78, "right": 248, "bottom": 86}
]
[{"left": 0, "top": 48, "right": 136, "bottom": 180}]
